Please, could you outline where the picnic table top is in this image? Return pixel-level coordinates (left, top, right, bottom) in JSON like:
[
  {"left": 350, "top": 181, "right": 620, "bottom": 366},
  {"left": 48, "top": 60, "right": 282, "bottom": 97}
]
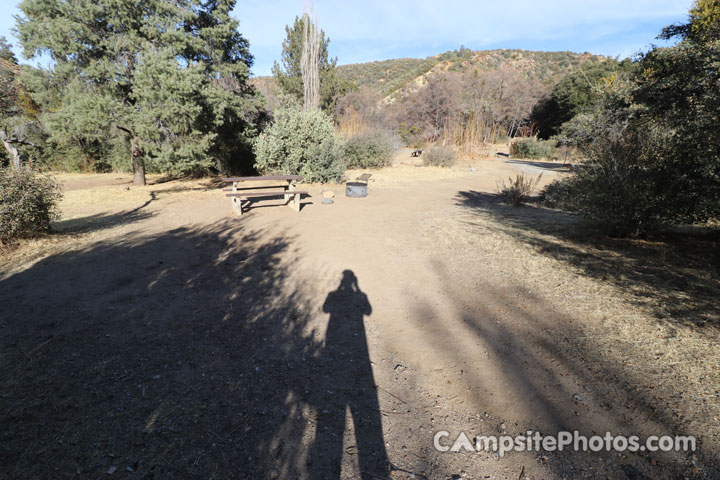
[{"left": 222, "top": 175, "right": 302, "bottom": 182}]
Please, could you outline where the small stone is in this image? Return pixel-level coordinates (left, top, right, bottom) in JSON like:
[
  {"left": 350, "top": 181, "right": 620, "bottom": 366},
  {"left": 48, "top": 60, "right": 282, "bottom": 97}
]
[
  {"left": 321, "top": 409, "right": 330, "bottom": 414},
  {"left": 321, "top": 198, "right": 334, "bottom": 205},
  {"left": 152, "top": 375, "right": 161, "bottom": 380},
  {"left": 322, "top": 190, "right": 335, "bottom": 198},
  {"left": 497, "top": 422, "right": 506, "bottom": 433},
  {"left": 572, "top": 394, "right": 583, "bottom": 402},
  {"left": 107, "top": 466, "right": 117, "bottom": 475}
]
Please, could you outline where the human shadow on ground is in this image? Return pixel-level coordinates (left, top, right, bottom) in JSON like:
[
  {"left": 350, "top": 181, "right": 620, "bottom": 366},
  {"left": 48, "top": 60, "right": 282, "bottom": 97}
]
[
  {"left": 0, "top": 222, "right": 387, "bottom": 479},
  {"left": 309, "top": 270, "right": 390, "bottom": 479},
  {"left": 455, "top": 190, "right": 720, "bottom": 331}
]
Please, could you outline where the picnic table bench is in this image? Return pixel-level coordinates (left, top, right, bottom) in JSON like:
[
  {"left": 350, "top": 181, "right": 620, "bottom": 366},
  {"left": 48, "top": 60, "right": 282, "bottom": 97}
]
[{"left": 222, "top": 175, "right": 307, "bottom": 215}]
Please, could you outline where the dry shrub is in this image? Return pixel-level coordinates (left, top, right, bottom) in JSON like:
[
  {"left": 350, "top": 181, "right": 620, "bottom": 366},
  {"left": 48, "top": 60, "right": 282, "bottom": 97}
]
[
  {"left": 497, "top": 173, "right": 542, "bottom": 206},
  {"left": 1, "top": 167, "right": 62, "bottom": 244},
  {"left": 423, "top": 146, "right": 457, "bottom": 167}
]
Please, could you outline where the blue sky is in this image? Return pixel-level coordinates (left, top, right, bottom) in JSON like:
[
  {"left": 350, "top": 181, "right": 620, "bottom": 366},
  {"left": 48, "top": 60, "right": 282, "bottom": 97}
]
[{"left": 1, "top": 0, "right": 693, "bottom": 76}]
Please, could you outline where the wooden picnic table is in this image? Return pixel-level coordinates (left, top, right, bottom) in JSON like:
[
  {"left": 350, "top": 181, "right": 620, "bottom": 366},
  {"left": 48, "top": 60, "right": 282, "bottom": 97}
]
[{"left": 222, "top": 175, "right": 306, "bottom": 215}]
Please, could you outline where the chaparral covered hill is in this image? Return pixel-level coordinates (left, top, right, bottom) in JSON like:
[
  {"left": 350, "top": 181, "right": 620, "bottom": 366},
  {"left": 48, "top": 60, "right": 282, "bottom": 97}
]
[{"left": 253, "top": 48, "right": 609, "bottom": 101}]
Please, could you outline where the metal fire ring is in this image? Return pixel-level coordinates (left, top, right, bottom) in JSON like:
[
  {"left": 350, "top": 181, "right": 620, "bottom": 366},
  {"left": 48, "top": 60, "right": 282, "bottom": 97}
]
[{"left": 345, "top": 182, "right": 368, "bottom": 198}]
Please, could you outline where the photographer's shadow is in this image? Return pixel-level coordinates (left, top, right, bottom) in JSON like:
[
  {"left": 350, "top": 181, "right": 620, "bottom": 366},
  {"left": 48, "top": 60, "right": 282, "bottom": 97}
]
[{"left": 309, "top": 270, "right": 390, "bottom": 479}]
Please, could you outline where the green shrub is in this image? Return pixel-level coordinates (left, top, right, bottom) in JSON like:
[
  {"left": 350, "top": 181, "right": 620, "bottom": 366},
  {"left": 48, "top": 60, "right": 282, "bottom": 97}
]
[
  {"left": 343, "top": 131, "right": 399, "bottom": 168},
  {"left": 497, "top": 173, "right": 543, "bottom": 206},
  {"left": 510, "top": 138, "right": 557, "bottom": 159},
  {"left": 304, "top": 138, "right": 346, "bottom": 184},
  {"left": 254, "top": 106, "right": 344, "bottom": 183},
  {"left": 397, "top": 123, "right": 424, "bottom": 148},
  {"left": 423, "top": 146, "right": 456, "bottom": 167},
  {"left": 540, "top": 124, "right": 676, "bottom": 236},
  {"left": 539, "top": 178, "right": 576, "bottom": 210},
  {"left": 0, "top": 167, "right": 62, "bottom": 244}
]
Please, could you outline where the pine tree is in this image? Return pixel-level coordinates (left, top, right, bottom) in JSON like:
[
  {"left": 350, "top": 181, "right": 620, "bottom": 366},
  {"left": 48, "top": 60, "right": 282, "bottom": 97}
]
[
  {"left": 0, "top": 37, "right": 24, "bottom": 169},
  {"left": 272, "top": 15, "right": 353, "bottom": 113},
  {"left": 16, "top": 0, "right": 264, "bottom": 184},
  {"left": 0, "top": 36, "right": 17, "bottom": 63}
]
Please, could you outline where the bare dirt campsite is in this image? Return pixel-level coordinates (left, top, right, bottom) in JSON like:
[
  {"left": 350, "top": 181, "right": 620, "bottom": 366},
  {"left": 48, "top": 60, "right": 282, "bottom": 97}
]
[{"left": 2, "top": 152, "right": 719, "bottom": 479}]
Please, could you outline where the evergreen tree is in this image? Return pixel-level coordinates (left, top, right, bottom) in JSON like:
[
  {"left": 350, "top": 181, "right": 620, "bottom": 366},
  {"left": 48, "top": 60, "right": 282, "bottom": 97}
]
[
  {"left": 271, "top": 15, "right": 353, "bottom": 113},
  {"left": 531, "top": 59, "right": 633, "bottom": 139},
  {"left": 547, "top": 0, "right": 720, "bottom": 234},
  {"left": 0, "top": 36, "right": 18, "bottom": 63},
  {"left": 16, "top": 0, "right": 264, "bottom": 184},
  {"left": 660, "top": 0, "right": 720, "bottom": 46},
  {"left": 0, "top": 37, "right": 33, "bottom": 170}
]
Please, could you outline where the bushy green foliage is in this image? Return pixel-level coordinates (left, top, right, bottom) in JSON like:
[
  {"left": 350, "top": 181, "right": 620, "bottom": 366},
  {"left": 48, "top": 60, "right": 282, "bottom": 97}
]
[
  {"left": 304, "top": 138, "right": 345, "bottom": 183},
  {"left": 541, "top": 123, "right": 677, "bottom": 235},
  {"left": 342, "top": 131, "right": 399, "bottom": 168},
  {"left": 510, "top": 139, "right": 557, "bottom": 159},
  {"left": 660, "top": 0, "right": 720, "bottom": 46},
  {"left": 254, "top": 106, "right": 344, "bottom": 183},
  {"left": 497, "top": 173, "right": 543, "bottom": 206},
  {"left": 0, "top": 36, "right": 17, "bottom": 63},
  {"left": 0, "top": 167, "right": 61, "bottom": 244},
  {"left": 544, "top": 32, "right": 720, "bottom": 236},
  {"left": 530, "top": 59, "right": 634, "bottom": 139},
  {"left": 422, "top": 146, "right": 456, "bottom": 167},
  {"left": 16, "top": 0, "right": 265, "bottom": 183}
]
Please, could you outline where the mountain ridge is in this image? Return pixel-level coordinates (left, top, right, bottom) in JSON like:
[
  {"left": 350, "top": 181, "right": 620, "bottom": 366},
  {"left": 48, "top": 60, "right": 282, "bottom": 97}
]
[{"left": 252, "top": 48, "right": 610, "bottom": 102}]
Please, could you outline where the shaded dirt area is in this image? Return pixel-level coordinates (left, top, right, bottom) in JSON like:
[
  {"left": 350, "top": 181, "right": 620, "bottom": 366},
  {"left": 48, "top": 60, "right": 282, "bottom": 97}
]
[{"left": 1, "top": 160, "right": 719, "bottom": 479}]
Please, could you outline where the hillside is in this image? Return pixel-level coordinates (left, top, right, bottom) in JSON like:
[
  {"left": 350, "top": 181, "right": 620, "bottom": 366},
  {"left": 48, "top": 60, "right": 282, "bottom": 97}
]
[{"left": 253, "top": 48, "right": 609, "bottom": 101}]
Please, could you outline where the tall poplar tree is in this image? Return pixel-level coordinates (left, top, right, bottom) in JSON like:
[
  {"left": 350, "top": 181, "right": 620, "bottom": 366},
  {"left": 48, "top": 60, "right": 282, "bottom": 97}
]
[
  {"left": 16, "top": 0, "right": 264, "bottom": 184},
  {"left": 272, "top": 15, "right": 352, "bottom": 113}
]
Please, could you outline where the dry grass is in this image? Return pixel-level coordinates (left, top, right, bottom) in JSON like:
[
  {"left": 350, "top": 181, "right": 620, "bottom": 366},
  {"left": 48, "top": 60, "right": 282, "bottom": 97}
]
[{"left": 428, "top": 196, "right": 720, "bottom": 464}]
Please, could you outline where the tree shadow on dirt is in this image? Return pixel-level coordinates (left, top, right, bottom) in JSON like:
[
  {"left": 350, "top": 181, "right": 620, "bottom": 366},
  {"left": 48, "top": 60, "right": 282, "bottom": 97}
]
[
  {"left": 455, "top": 191, "right": 720, "bottom": 331},
  {"left": 0, "top": 222, "right": 388, "bottom": 479},
  {"left": 54, "top": 192, "right": 158, "bottom": 234},
  {"left": 410, "top": 263, "right": 716, "bottom": 479}
]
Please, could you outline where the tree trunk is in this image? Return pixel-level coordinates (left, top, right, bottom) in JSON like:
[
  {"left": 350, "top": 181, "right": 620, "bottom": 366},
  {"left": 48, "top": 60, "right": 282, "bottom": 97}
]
[
  {"left": 301, "top": 12, "right": 320, "bottom": 111},
  {"left": 130, "top": 140, "right": 146, "bottom": 186},
  {"left": 0, "top": 128, "right": 21, "bottom": 170}
]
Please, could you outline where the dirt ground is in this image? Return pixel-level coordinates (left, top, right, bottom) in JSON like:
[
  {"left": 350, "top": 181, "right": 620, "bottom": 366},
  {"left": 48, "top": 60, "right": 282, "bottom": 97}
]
[{"left": 1, "top": 154, "right": 719, "bottom": 479}]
